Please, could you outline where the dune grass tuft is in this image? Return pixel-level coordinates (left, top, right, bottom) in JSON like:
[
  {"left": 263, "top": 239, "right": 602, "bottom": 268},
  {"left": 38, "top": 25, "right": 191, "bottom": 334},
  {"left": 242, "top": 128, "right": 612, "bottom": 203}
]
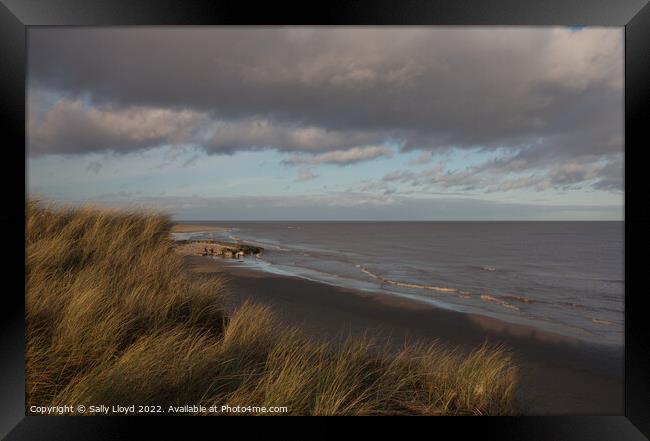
[{"left": 26, "top": 200, "right": 518, "bottom": 415}]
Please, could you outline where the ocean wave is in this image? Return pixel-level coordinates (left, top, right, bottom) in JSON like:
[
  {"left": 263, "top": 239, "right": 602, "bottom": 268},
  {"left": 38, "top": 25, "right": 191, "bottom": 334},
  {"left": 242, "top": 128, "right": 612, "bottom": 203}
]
[
  {"left": 263, "top": 243, "right": 292, "bottom": 252},
  {"left": 355, "top": 264, "right": 462, "bottom": 294},
  {"left": 356, "top": 265, "right": 524, "bottom": 307},
  {"left": 558, "top": 301, "right": 589, "bottom": 310},
  {"left": 468, "top": 265, "right": 501, "bottom": 273},
  {"left": 357, "top": 263, "right": 543, "bottom": 312},
  {"left": 479, "top": 295, "right": 520, "bottom": 311},
  {"left": 356, "top": 264, "right": 380, "bottom": 279},
  {"left": 591, "top": 318, "right": 614, "bottom": 326},
  {"left": 501, "top": 294, "right": 537, "bottom": 304}
]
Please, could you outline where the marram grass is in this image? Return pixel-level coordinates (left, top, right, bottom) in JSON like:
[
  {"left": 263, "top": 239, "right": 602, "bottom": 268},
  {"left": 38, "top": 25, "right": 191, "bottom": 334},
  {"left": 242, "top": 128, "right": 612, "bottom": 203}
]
[{"left": 26, "top": 200, "right": 518, "bottom": 415}]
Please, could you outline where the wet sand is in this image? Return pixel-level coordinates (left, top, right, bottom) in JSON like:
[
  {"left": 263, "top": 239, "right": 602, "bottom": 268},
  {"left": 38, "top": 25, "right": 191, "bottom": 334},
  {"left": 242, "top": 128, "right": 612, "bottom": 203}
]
[{"left": 183, "top": 255, "right": 624, "bottom": 415}]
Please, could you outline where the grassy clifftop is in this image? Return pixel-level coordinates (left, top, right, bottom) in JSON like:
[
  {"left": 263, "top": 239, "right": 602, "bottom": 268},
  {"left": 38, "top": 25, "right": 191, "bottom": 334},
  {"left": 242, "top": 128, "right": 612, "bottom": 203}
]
[{"left": 26, "top": 201, "right": 518, "bottom": 415}]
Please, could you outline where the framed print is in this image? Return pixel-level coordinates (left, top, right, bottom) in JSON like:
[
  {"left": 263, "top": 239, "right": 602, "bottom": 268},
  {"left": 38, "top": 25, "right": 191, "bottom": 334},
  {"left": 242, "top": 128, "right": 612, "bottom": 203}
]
[{"left": 1, "top": 0, "right": 649, "bottom": 439}]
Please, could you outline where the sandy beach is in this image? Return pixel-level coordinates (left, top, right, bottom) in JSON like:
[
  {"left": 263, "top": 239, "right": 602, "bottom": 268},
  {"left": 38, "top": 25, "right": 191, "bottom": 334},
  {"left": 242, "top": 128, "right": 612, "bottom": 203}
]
[{"left": 183, "top": 254, "right": 624, "bottom": 415}]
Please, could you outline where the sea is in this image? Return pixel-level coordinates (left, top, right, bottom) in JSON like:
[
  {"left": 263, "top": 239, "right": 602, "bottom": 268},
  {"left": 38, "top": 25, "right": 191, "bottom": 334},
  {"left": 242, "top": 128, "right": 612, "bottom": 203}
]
[{"left": 172, "top": 221, "right": 624, "bottom": 347}]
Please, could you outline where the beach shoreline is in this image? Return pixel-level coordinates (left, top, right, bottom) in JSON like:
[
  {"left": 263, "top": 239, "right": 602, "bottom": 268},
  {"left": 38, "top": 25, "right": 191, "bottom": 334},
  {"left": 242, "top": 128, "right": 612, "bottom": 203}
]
[
  {"left": 170, "top": 221, "right": 624, "bottom": 347},
  {"left": 182, "top": 254, "right": 624, "bottom": 415}
]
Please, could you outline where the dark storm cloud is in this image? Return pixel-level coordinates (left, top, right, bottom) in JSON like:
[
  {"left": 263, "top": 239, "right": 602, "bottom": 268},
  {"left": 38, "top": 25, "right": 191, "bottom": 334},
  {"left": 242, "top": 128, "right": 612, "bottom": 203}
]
[
  {"left": 28, "top": 27, "right": 623, "bottom": 190},
  {"left": 28, "top": 98, "right": 208, "bottom": 156}
]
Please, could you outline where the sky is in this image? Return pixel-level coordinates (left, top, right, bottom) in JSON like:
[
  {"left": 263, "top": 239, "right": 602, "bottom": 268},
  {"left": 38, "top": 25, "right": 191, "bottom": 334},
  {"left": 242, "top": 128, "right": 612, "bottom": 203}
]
[{"left": 27, "top": 27, "right": 624, "bottom": 220}]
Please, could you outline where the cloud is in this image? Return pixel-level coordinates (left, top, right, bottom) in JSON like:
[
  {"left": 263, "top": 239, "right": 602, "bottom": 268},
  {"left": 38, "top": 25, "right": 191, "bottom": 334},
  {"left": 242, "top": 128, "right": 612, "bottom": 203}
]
[
  {"left": 382, "top": 170, "right": 416, "bottom": 182},
  {"left": 372, "top": 153, "right": 623, "bottom": 194},
  {"left": 357, "top": 181, "right": 396, "bottom": 195},
  {"left": 182, "top": 153, "right": 202, "bottom": 168},
  {"left": 295, "top": 170, "right": 319, "bottom": 182},
  {"left": 592, "top": 159, "right": 625, "bottom": 191},
  {"left": 86, "top": 161, "right": 102, "bottom": 174},
  {"left": 204, "top": 118, "right": 387, "bottom": 154},
  {"left": 29, "top": 98, "right": 207, "bottom": 156},
  {"left": 409, "top": 152, "right": 432, "bottom": 166},
  {"left": 27, "top": 27, "right": 623, "bottom": 200},
  {"left": 28, "top": 27, "right": 622, "bottom": 162},
  {"left": 28, "top": 99, "right": 391, "bottom": 158},
  {"left": 283, "top": 146, "right": 393, "bottom": 166}
]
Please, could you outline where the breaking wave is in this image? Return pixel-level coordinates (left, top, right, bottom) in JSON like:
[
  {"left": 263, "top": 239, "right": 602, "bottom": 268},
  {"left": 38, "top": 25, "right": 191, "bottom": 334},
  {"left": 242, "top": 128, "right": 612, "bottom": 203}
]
[
  {"left": 479, "top": 295, "right": 520, "bottom": 311},
  {"left": 502, "top": 294, "right": 537, "bottom": 304},
  {"left": 356, "top": 264, "right": 466, "bottom": 294},
  {"left": 356, "top": 264, "right": 541, "bottom": 312}
]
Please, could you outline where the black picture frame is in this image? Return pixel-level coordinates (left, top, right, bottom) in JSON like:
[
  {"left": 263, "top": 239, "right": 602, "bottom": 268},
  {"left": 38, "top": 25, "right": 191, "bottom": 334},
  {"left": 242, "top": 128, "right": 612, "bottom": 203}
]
[{"left": 1, "top": 0, "right": 648, "bottom": 438}]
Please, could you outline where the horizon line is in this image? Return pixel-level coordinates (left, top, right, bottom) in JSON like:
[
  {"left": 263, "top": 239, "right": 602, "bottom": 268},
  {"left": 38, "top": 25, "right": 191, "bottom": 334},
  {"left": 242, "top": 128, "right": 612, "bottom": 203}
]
[{"left": 171, "top": 219, "right": 625, "bottom": 223}]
